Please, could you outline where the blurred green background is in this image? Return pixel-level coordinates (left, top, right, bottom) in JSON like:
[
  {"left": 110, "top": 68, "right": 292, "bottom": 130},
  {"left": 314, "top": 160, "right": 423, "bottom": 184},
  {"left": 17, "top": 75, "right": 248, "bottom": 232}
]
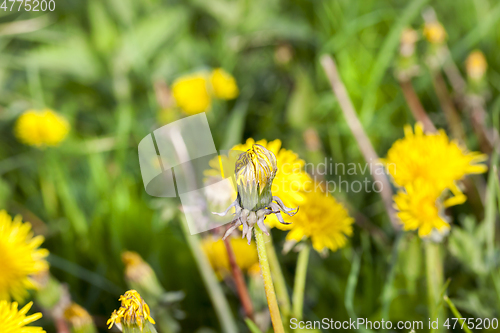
[{"left": 1, "top": 0, "right": 500, "bottom": 331}]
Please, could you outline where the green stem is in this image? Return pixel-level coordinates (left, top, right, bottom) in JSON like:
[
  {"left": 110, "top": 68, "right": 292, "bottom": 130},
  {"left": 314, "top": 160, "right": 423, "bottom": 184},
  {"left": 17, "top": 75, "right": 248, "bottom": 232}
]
[
  {"left": 254, "top": 227, "right": 285, "bottom": 333},
  {"left": 179, "top": 217, "right": 238, "bottom": 333},
  {"left": 443, "top": 296, "right": 473, "bottom": 333},
  {"left": 425, "top": 241, "right": 445, "bottom": 333},
  {"left": 264, "top": 233, "right": 291, "bottom": 317},
  {"left": 292, "top": 245, "right": 310, "bottom": 320}
]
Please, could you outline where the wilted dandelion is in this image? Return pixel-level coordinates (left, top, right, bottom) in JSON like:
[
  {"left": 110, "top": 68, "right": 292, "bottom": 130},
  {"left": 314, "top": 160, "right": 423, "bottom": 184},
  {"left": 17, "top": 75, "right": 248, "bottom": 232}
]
[
  {"left": 423, "top": 21, "right": 446, "bottom": 44},
  {"left": 0, "top": 300, "right": 45, "bottom": 333},
  {"left": 466, "top": 50, "right": 487, "bottom": 82},
  {"left": 0, "top": 210, "right": 49, "bottom": 301},
  {"left": 107, "top": 290, "right": 156, "bottom": 333},
  {"left": 383, "top": 123, "right": 487, "bottom": 205},
  {"left": 64, "top": 303, "right": 97, "bottom": 333},
  {"left": 210, "top": 68, "right": 239, "bottom": 100},
  {"left": 171, "top": 73, "right": 211, "bottom": 115},
  {"left": 202, "top": 236, "right": 258, "bottom": 279},
  {"left": 231, "top": 139, "right": 312, "bottom": 230},
  {"left": 15, "top": 109, "right": 69, "bottom": 148},
  {"left": 285, "top": 190, "right": 354, "bottom": 253}
]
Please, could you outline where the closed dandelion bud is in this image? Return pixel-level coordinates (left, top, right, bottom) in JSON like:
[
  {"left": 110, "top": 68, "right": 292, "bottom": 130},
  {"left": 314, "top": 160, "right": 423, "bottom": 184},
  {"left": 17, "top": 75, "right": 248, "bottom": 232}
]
[
  {"left": 215, "top": 143, "right": 299, "bottom": 243},
  {"left": 64, "top": 303, "right": 97, "bottom": 333},
  {"left": 122, "top": 252, "right": 165, "bottom": 303},
  {"left": 466, "top": 50, "right": 487, "bottom": 82},
  {"left": 107, "top": 290, "right": 157, "bottom": 333},
  {"left": 423, "top": 21, "right": 446, "bottom": 45},
  {"left": 235, "top": 144, "right": 277, "bottom": 211}
]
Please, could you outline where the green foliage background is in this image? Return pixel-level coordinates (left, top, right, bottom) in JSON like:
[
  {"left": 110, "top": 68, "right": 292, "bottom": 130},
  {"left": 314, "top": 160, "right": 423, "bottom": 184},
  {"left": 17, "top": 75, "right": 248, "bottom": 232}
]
[{"left": 0, "top": 0, "right": 500, "bottom": 331}]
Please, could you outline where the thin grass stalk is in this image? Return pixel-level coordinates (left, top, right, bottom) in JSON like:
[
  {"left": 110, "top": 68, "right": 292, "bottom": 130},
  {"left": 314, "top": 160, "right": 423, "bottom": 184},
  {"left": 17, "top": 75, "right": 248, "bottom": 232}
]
[
  {"left": 223, "top": 237, "right": 255, "bottom": 320},
  {"left": 179, "top": 218, "right": 238, "bottom": 333},
  {"left": 443, "top": 296, "right": 473, "bottom": 333},
  {"left": 425, "top": 242, "right": 444, "bottom": 333},
  {"left": 254, "top": 227, "right": 285, "bottom": 333},
  {"left": 320, "top": 54, "right": 400, "bottom": 230},
  {"left": 264, "top": 233, "right": 291, "bottom": 317},
  {"left": 399, "top": 79, "right": 437, "bottom": 132},
  {"left": 292, "top": 245, "right": 310, "bottom": 320}
]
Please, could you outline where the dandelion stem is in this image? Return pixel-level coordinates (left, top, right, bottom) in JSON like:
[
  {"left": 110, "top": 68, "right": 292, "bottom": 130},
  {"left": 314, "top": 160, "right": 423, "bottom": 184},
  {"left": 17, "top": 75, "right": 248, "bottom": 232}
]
[
  {"left": 264, "top": 233, "right": 291, "bottom": 317},
  {"left": 399, "top": 79, "right": 437, "bottom": 133},
  {"left": 223, "top": 238, "right": 255, "bottom": 320},
  {"left": 425, "top": 241, "right": 445, "bottom": 333},
  {"left": 254, "top": 226, "right": 285, "bottom": 333},
  {"left": 292, "top": 245, "right": 310, "bottom": 320},
  {"left": 180, "top": 217, "right": 238, "bottom": 333}
]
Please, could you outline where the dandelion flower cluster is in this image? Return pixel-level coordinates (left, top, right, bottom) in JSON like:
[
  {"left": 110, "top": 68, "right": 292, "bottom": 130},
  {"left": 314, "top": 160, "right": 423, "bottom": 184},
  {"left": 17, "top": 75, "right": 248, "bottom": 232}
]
[
  {"left": 107, "top": 290, "right": 155, "bottom": 331},
  {"left": 172, "top": 68, "right": 238, "bottom": 115},
  {"left": 383, "top": 124, "right": 487, "bottom": 237},
  {"left": 202, "top": 237, "right": 258, "bottom": 279},
  {"left": 15, "top": 109, "right": 69, "bottom": 148},
  {"left": 0, "top": 210, "right": 49, "bottom": 301},
  {"left": 285, "top": 190, "right": 354, "bottom": 253},
  {"left": 0, "top": 300, "right": 44, "bottom": 333}
]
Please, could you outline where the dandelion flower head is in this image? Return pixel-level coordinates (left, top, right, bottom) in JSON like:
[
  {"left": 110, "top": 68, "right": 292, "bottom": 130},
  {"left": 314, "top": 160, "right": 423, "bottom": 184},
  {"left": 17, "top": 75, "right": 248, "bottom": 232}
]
[
  {"left": 0, "top": 301, "right": 44, "bottom": 333},
  {"left": 394, "top": 180, "right": 451, "bottom": 238},
  {"left": 210, "top": 68, "right": 239, "bottom": 100},
  {"left": 0, "top": 210, "right": 49, "bottom": 301},
  {"left": 15, "top": 109, "right": 69, "bottom": 148},
  {"left": 423, "top": 21, "right": 446, "bottom": 44},
  {"left": 107, "top": 290, "right": 155, "bottom": 331},
  {"left": 172, "top": 73, "right": 211, "bottom": 115},
  {"left": 285, "top": 190, "right": 354, "bottom": 253},
  {"left": 383, "top": 123, "right": 487, "bottom": 200},
  {"left": 466, "top": 50, "right": 487, "bottom": 81},
  {"left": 202, "top": 236, "right": 258, "bottom": 279}
]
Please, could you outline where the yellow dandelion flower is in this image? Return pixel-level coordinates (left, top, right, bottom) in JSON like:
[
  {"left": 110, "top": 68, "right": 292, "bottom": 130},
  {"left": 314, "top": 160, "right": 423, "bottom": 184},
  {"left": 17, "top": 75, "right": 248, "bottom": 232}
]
[
  {"left": 107, "top": 290, "right": 155, "bottom": 332},
  {"left": 210, "top": 68, "right": 239, "bottom": 100},
  {"left": 466, "top": 50, "right": 487, "bottom": 81},
  {"left": 0, "top": 300, "right": 45, "bottom": 333},
  {"left": 423, "top": 21, "right": 446, "bottom": 44},
  {"left": 202, "top": 236, "right": 258, "bottom": 279},
  {"left": 0, "top": 210, "right": 49, "bottom": 301},
  {"left": 171, "top": 73, "right": 211, "bottom": 115},
  {"left": 15, "top": 109, "right": 69, "bottom": 148},
  {"left": 394, "top": 180, "right": 451, "bottom": 238},
  {"left": 285, "top": 190, "right": 354, "bottom": 253},
  {"left": 64, "top": 303, "right": 95, "bottom": 331},
  {"left": 382, "top": 123, "right": 487, "bottom": 203}
]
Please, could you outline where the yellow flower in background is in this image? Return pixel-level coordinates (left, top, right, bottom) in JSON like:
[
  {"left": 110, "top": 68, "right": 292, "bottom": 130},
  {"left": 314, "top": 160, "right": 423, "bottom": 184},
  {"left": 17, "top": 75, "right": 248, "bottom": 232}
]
[
  {"left": 0, "top": 300, "right": 45, "bottom": 333},
  {"left": 0, "top": 210, "right": 49, "bottom": 301},
  {"left": 466, "top": 50, "right": 487, "bottom": 81},
  {"left": 383, "top": 123, "right": 487, "bottom": 204},
  {"left": 64, "top": 303, "right": 95, "bottom": 331},
  {"left": 172, "top": 73, "right": 211, "bottom": 115},
  {"left": 285, "top": 190, "right": 354, "bottom": 253},
  {"left": 394, "top": 180, "right": 451, "bottom": 238},
  {"left": 210, "top": 68, "right": 239, "bottom": 100},
  {"left": 202, "top": 236, "right": 258, "bottom": 279},
  {"left": 15, "top": 109, "right": 69, "bottom": 148},
  {"left": 107, "top": 290, "right": 155, "bottom": 332},
  {"left": 423, "top": 21, "right": 446, "bottom": 44}
]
